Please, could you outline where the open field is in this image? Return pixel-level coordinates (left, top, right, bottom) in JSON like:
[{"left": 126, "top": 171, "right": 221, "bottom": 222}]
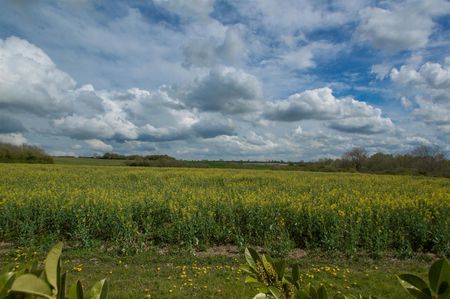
[{"left": 0, "top": 163, "right": 448, "bottom": 257}]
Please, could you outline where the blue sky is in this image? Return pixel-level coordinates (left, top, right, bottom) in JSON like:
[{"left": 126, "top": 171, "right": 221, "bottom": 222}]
[{"left": 0, "top": 0, "right": 449, "bottom": 160}]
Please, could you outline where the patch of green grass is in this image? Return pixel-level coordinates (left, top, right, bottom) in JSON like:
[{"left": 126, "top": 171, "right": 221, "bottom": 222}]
[
  {"left": 53, "top": 157, "right": 127, "bottom": 166},
  {"left": 1, "top": 246, "right": 432, "bottom": 299}
]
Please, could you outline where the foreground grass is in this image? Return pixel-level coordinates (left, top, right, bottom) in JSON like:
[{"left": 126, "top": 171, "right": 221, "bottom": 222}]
[{"left": 1, "top": 245, "right": 433, "bottom": 299}]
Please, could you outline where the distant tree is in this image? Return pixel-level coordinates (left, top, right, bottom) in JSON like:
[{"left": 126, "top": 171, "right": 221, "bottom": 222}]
[
  {"left": 0, "top": 143, "right": 53, "bottom": 163},
  {"left": 409, "top": 145, "right": 447, "bottom": 175},
  {"left": 366, "top": 152, "right": 395, "bottom": 173},
  {"left": 341, "top": 147, "right": 368, "bottom": 171}
]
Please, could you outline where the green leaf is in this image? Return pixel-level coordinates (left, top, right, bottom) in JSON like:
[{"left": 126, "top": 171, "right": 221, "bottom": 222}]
[
  {"left": 245, "top": 276, "right": 260, "bottom": 284},
  {"left": 58, "top": 271, "right": 67, "bottom": 299},
  {"left": 0, "top": 272, "right": 15, "bottom": 298},
  {"left": 241, "top": 264, "right": 257, "bottom": 275},
  {"left": 292, "top": 264, "right": 300, "bottom": 282},
  {"left": 10, "top": 273, "right": 53, "bottom": 299},
  {"left": 296, "top": 289, "right": 310, "bottom": 299},
  {"left": 429, "top": 258, "right": 450, "bottom": 294},
  {"left": 404, "top": 288, "right": 432, "bottom": 299},
  {"left": 268, "top": 286, "right": 283, "bottom": 299},
  {"left": 437, "top": 281, "right": 449, "bottom": 296},
  {"left": 398, "top": 274, "right": 430, "bottom": 295},
  {"left": 245, "top": 248, "right": 260, "bottom": 272},
  {"left": 317, "top": 285, "right": 328, "bottom": 299},
  {"left": 397, "top": 275, "right": 431, "bottom": 299},
  {"left": 88, "top": 279, "right": 108, "bottom": 299},
  {"left": 262, "top": 255, "right": 276, "bottom": 280},
  {"left": 45, "top": 241, "right": 64, "bottom": 293},
  {"left": 69, "top": 281, "right": 84, "bottom": 299},
  {"left": 274, "top": 260, "right": 286, "bottom": 280}
]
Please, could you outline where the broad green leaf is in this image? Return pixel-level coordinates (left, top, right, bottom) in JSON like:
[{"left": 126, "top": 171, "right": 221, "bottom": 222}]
[
  {"left": 245, "top": 248, "right": 260, "bottom": 271},
  {"left": 429, "top": 258, "right": 450, "bottom": 294},
  {"left": 88, "top": 279, "right": 108, "bottom": 299},
  {"left": 10, "top": 273, "right": 53, "bottom": 299},
  {"left": 268, "top": 286, "right": 283, "bottom": 299},
  {"left": 69, "top": 281, "right": 84, "bottom": 299},
  {"left": 437, "top": 281, "right": 449, "bottom": 296},
  {"left": 0, "top": 272, "right": 15, "bottom": 298},
  {"left": 404, "top": 287, "right": 432, "bottom": 299},
  {"left": 398, "top": 274, "right": 430, "bottom": 295},
  {"left": 45, "top": 241, "right": 63, "bottom": 293}
]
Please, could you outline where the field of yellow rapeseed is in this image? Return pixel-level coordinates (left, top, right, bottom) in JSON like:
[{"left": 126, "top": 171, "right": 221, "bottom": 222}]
[{"left": 0, "top": 164, "right": 448, "bottom": 256}]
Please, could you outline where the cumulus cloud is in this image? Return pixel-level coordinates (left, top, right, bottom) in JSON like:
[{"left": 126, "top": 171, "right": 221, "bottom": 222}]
[
  {"left": 0, "top": 36, "right": 76, "bottom": 115},
  {"left": 264, "top": 87, "right": 394, "bottom": 134},
  {"left": 0, "top": 133, "right": 27, "bottom": 146},
  {"left": 54, "top": 110, "right": 139, "bottom": 141},
  {"left": 391, "top": 62, "right": 450, "bottom": 91},
  {"left": 84, "top": 139, "right": 113, "bottom": 152},
  {"left": 390, "top": 59, "right": 450, "bottom": 135},
  {"left": 185, "top": 67, "right": 263, "bottom": 114},
  {"left": 355, "top": 0, "right": 450, "bottom": 51}
]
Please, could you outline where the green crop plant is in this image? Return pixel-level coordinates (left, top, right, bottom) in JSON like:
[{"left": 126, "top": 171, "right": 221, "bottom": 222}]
[
  {"left": 241, "top": 247, "right": 377, "bottom": 299},
  {"left": 0, "top": 242, "right": 108, "bottom": 299}
]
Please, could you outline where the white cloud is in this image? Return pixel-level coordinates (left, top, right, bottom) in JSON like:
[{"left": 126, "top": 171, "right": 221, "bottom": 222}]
[
  {"left": 0, "top": 133, "right": 27, "bottom": 146},
  {"left": 355, "top": 0, "right": 450, "bottom": 51},
  {"left": 391, "top": 62, "right": 450, "bottom": 90},
  {"left": 264, "top": 87, "right": 394, "bottom": 134},
  {"left": 390, "top": 59, "right": 450, "bottom": 137},
  {"left": 84, "top": 139, "right": 113, "bottom": 152},
  {"left": 0, "top": 36, "right": 76, "bottom": 115}
]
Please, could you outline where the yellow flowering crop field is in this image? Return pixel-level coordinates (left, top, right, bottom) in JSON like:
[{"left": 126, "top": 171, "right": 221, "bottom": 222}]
[{"left": 0, "top": 163, "right": 448, "bottom": 256}]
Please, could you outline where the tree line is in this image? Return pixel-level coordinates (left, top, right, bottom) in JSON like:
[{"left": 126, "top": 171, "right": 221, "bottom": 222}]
[
  {"left": 295, "top": 145, "right": 449, "bottom": 177},
  {"left": 0, "top": 143, "right": 53, "bottom": 164}
]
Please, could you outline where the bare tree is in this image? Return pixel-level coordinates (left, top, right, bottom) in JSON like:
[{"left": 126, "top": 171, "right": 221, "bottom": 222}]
[
  {"left": 410, "top": 145, "right": 447, "bottom": 175},
  {"left": 342, "top": 147, "right": 368, "bottom": 171}
]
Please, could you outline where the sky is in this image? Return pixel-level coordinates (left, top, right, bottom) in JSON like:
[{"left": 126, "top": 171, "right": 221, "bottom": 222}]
[{"left": 0, "top": 0, "right": 450, "bottom": 161}]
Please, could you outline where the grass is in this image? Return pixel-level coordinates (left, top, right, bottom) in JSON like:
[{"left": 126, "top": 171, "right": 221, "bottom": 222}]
[{"left": 0, "top": 244, "right": 433, "bottom": 298}]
